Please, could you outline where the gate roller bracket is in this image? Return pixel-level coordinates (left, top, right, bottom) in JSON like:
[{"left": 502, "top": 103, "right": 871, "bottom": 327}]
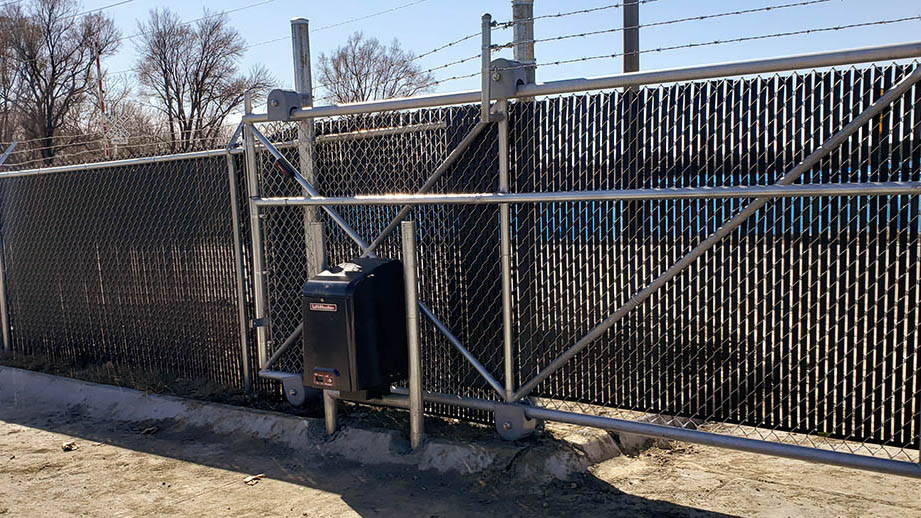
[
  {"left": 260, "top": 370, "right": 308, "bottom": 406},
  {"left": 489, "top": 59, "right": 526, "bottom": 99},
  {"left": 494, "top": 402, "right": 542, "bottom": 440},
  {"left": 267, "top": 89, "right": 312, "bottom": 121}
]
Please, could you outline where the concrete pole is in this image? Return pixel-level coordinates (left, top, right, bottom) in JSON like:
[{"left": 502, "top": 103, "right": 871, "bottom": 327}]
[
  {"left": 291, "top": 18, "right": 325, "bottom": 279},
  {"left": 624, "top": 0, "right": 639, "bottom": 73},
  {"left": 511, "top": 0, "right": 535, "bottom": 85}
]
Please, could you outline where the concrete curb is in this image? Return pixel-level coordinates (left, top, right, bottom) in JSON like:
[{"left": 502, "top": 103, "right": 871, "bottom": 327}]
[{"left": 0, "top": 366, "right": 621, "bottom": 481}]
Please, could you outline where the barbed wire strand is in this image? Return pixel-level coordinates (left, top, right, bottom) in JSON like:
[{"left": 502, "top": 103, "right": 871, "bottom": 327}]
[
  {"left": 493, "top": 0, "right": 663, "bottom": 28},
  {"left": 495, "top": 0, "right": 835, "bottom": 49},
  {"left": 495, "top": 15, "right": 921, "bottom": 72},
  {"left": 4, "top": 136, "right": 229, "bottom": 156},
  {"left": 411, "top": 32, "right": 480, "bottom": 62},
  {"left": 1, "top": 126, "right": 233, "bottom": 147},
  {"left": 119, "top": 0, "right": 280, "bottom": 44},
  {"left": 245, "top": 0, "right": 431, "bottom": 50}
]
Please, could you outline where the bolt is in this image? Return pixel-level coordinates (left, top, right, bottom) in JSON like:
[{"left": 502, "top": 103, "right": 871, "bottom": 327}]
[
  {"left": 492, "top": 71, "right": 501, "bottom": 81},
  {"left": 502, "top": 421, "right": 512, "bottom": 431},
  {"left": 271, "top": 99, "right": 280, "bottom": 107},
  {"left": 288, "top": 388, "right": 298, "bottom": 396}
]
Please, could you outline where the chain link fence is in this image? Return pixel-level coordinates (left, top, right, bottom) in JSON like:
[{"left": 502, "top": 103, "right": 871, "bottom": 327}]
[
  {"left": 0, "top": 61, "right": 918, "bottom": 468},
  {"left": 0, "top": 153, "right": 249, "bottom": 390}
]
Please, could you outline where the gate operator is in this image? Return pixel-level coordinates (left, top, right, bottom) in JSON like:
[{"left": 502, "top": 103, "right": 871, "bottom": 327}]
[{"left": 301, "top": 258, "right": 407, "bottom": 398}]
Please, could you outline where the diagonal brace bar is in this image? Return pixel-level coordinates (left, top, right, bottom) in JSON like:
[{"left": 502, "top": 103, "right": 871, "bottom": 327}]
[
  {"left": 512, "top": 64, "right": 921, "bottom": 402},
  {"left": 362, "top": 120, "right": 490, "bottom": 257},
  {"left": 250, "top": 126, "right": 371, "bottom": 250},
  {"left": 249, "top": 123, "right": 506, "bottom": 399},
  {"left": 262, "top": 322, "right": 303, "bottom": 370},
  {"left": 418, "top": 302, "right": 505, "bottom": 397}
]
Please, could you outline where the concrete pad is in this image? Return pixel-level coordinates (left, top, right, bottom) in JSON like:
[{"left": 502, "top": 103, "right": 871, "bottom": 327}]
[{"left": 0, "top": 366, "right": 620, "bottom": 482}]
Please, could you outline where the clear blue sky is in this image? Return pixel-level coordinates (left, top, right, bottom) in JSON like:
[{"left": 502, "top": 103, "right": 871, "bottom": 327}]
[{"left": 92, "top": 0, "right": 920, "bottom": 99}]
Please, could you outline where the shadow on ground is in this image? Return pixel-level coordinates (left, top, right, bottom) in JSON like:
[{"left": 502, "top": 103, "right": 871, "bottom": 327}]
[{"left": 0, "top": 398, "right": 733, "bottom": 517}]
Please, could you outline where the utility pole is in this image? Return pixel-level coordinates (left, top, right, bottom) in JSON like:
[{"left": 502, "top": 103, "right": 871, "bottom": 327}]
[
  {"left": 624, "top": 0, "right": 639, "bottom": 73},
  {"left": 291, "top": 18, "right": 325, "bottom": 279},
  {"left": 511, "top": 0, "right": 535, "bottom": 86}
]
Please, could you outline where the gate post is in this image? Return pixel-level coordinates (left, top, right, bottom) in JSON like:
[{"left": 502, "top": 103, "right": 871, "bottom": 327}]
[
  {"left": 225, "top": 152, "right": 252, "bottom": 391},
  {"left": 401, "top": 220, "right": 424, "bottom": 449},
  {"left": 243, "top": 91, "right": 271, "bottom": 368},
  {"left": 497, "top": 99, "right": 514, "bottom": 401},
  {"left": 0, "top": 230, "right": 10, "bottom": 353}
]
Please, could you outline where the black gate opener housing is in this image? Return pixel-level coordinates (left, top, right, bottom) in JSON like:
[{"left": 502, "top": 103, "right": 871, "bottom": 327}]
[{"left": 301, "top": 258, "right": 408, "bottom": 399}]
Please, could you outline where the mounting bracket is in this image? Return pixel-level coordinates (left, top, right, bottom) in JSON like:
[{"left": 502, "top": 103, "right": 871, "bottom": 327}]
[
  {"left": 266, "top": 89, "right": 311, "bottom": 121},
  {"left": 494, "top": 402, "right": 542, "bottom": 440},
  {"left": 259, "top": 370, "right": 308, "bottom": 406},
  {"left": 489, "top": 59, "right": 527, "bottom": 99}
]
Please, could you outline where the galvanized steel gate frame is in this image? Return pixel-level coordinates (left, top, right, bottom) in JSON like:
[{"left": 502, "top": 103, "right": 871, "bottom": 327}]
[{"left": 238, "top": 31, "right": 921, "bottom": 478}]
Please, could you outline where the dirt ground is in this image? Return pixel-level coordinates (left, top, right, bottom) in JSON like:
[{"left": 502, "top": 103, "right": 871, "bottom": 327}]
[{"left": 1, "top": 403, "right": 919, "bottom": 517}]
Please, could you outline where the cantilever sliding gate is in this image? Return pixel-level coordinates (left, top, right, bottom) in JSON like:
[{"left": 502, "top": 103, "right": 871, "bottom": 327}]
[
  {"left": 246, "top": 56, "right": 921, "bottom": 476},
  {"left": 0, "top": 42, "right": 919, "bottom": 477}
]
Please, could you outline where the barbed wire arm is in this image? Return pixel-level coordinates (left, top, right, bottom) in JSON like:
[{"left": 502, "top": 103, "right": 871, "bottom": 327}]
[
  {"left": 226, "top": 122, "right": 244, "bottom": 151},
  {"left": 0, "top": 142, "right": 17, "bottom": 168},
  {"left": 512, "top": 63, "right": 921, "bottom": 402}
]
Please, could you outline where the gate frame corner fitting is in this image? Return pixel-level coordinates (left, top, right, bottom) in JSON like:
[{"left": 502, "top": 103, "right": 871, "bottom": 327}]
[{"left": 494, "top": 402, "right": 542, "bottom": 440}]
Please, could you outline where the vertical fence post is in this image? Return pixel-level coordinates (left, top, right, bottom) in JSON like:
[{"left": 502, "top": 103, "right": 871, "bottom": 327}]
[
  {"left": 497, "top": 99, "right": 514, "bottom": 401},
  {"left": 401, "top": 220, "right": 424, "bottom": 448},
  {"left": 323, "top": 389, "right": 337, "bottom": 435},
  {"left": 512, "top": 0, "right": 535, "bottom": 89},
  {"left": 226, "top": 153, "right": 252, "bottom": 392},
  {"left": 0, "top": 142, "right": 13, "bottom": 353},
  {"left": 291, "top": 18, "right": 325, "bottom": 280},
  {"left": 0, "top": 233, "right": 9, "bottom": 354},
  {"left": 481, "top": 13, "right": 493, "bottom": 123},
  {"left": 243, "top": 91, "right": 270, "bottom": 368},
  {"left": 624, "top": 0, "right": 639, "bottom": 73}
]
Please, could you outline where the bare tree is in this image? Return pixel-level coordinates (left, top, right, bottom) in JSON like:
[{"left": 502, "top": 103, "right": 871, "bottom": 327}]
[
  {"left": 72, "top": 73, "right": 161, "bottom": 159},
  {"left": 135, "top": 8, "right": 273, "bottom": 152},
  {"left": 0, "top": 0, "right": 119, "bottom": 165},
  {"left": 0, "top": 18, "right": 23, "bottom": 148},
  {"left": 317, "top": 32, "right": 433, "bottom": 104}
]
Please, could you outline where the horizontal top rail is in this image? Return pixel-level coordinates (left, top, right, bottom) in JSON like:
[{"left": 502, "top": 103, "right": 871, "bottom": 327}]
[
  {"left": 243, "top": 40, "right": 921, "bottom": 123},
  {"left": 0, "top": 123, "right": 448, "bottom": 179},
  {"left": 253, "top": 182, "right": 921, "bottom": 207},
  {"left": 0, "top": 147, "right": 240, "bottom": 179}
]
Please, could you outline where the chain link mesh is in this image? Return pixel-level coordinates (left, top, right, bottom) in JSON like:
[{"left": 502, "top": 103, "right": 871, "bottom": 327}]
[
  {"left": 0, "top": 154, "right": 248, "bottom": 389},
  {"left": 255, "top": 107, "right": 503, "bottom": 418},
  {"left": 509, "top": 63, "right": 921, "bottom": 462}
]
